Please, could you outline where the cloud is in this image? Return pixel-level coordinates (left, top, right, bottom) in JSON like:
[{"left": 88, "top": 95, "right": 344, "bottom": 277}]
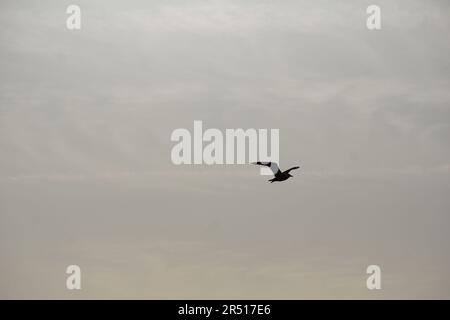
[{"left": 1, "top": 0, "right": 450, "bottom": 298}]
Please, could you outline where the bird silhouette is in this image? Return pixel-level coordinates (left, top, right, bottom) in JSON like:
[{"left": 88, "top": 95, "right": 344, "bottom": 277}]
[{"left": 252, "top": 162, "right": 300, "bottom": 183}]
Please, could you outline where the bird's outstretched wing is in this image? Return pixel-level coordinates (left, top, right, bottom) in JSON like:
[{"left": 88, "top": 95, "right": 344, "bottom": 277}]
[
  {"left": 251, "top": 161, "right": 281, "bottom": 176},
  {"left": 285, "top": 166, "right": 300, "bottom": 173}
]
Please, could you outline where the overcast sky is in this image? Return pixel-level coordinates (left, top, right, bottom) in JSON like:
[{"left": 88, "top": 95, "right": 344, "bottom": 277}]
[{"left": 1, "top": 0, "right": 449, "bottom": 298}]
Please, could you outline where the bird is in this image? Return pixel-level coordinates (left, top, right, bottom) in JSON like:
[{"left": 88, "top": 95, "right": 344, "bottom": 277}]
[{"left": 252, "top": 162, "right": 300, "bottom": 183}]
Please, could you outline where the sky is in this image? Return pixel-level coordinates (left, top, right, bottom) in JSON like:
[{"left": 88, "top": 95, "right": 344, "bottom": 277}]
[{"left": 0, "top": 0, "right": 449, "bottom": 299}]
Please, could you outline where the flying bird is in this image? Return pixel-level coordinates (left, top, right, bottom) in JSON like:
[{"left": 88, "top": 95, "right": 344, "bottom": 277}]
[{"left": 252, "top": 162, "right": 300, "bottom": 183}]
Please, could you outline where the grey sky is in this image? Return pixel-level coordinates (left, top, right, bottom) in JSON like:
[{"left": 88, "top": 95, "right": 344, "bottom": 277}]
[{"left": 1, "top": 0, "right": 449, "bottom": 298}]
